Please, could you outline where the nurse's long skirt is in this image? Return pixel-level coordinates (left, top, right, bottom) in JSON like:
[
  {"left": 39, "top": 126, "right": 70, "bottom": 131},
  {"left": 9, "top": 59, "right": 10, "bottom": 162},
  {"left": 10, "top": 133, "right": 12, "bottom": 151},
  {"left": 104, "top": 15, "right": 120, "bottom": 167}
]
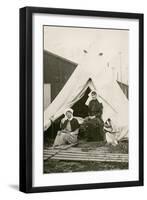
[{"left": 53, "top": 131, "right": 78, "bottom": 146}]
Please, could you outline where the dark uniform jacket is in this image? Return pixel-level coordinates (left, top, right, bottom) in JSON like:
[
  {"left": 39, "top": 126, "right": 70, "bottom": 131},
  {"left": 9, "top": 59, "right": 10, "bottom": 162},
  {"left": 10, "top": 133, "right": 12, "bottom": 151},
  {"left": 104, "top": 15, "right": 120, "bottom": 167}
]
[
  {"left": 60, "top": 118, "right": 80, "bottom": 132},
  {"left": 88, "top": 99, "right": 103, "bottom": 117}
]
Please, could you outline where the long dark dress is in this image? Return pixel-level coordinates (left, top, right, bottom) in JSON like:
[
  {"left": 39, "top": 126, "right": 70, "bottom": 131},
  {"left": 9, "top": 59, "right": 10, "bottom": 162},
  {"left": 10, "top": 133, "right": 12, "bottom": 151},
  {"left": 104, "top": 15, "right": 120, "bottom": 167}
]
[
  {"left": 88, "top": 99, "right": 103, "bottom": 117},
  {"left": 83, "top": 99, "right": 104, "bottom": 141}
]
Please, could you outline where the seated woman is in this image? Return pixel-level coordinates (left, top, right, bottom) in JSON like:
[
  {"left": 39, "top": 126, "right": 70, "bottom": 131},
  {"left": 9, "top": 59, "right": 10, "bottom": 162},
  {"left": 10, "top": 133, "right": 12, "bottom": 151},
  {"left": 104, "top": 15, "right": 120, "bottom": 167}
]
[
  {"left": 53, "top": 108, "right": 80, "bottom": 147},
  {"left": 83, "top": 91, "right": 104, "bottom": 141},
  {"left": 104, "top": 118, "right": 118, "bottom": 146}
]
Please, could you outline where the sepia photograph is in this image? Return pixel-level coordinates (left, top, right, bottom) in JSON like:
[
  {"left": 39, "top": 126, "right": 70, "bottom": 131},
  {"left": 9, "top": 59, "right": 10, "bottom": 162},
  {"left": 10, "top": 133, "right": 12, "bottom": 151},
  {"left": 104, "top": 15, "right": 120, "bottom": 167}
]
[
  {"left": 19, "top": 7, "right": 143, "bottom": 193},
  {"left": 43, "top": 26, "right": 129, "bottom": 174}
]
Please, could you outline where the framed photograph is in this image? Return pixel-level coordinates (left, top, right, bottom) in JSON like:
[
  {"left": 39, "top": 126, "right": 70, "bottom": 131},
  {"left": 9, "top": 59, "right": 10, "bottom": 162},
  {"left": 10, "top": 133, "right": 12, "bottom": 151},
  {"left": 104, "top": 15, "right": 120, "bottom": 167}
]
[{"left": 19, "top": 7, "right": 144, "bottom": 193}]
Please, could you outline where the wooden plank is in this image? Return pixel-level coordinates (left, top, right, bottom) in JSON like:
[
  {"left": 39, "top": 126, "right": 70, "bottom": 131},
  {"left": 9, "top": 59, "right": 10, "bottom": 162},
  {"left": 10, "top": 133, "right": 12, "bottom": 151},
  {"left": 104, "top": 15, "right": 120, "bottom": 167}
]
[
  {"left": 43, "top": 151, "right": 111, "bottom": 156},
  {"left": 44, "top": 154, "right": 128, "bottom": 160},
  {"left": 43, "top": 157, "right": 50, "bottom": 160},
  {"left": 51, "top": 151, "right": 128, "bottom": 158},
  {"left": 51, "top": 158, "right": 128, "bottom": 163},
  {"left": 51, "top": 156, "right": 128, "bottom": 162},
  {"left": 44, "top": 152, "right": 128, "bottom": 157},
  {"left": 44, "top": 151, "right": 128, "bottom": 157},
  {"left": 44, "top": 146, "right": 126, "bottom": 153},
  {"left": 52, "top": 154, "right": 128, "bottom": 160},
  {"left": 46, "top": 147, "right": 110, "bottom": 151},
  {"left": 44, "top": 148, "right": 110, "bottom": 151},
  {"left": 43, "top": 148, "right": 126, "bottom": 153},
  {"left": 46, "top": 147, "right": 110, "bottom": 150},
  {"left": 44, "top": 155, "right": 128, "bottom": 162},
  {"left": 44, "top": 151, "right": 110, "bottom": 155},
  {"left": 52, "top": 155, "right": 128, "bottom": 160},
  {"left": 58, "top": 152, "right": 128, "bottom": 156},
  {"left": 52, "top": 154, "right": 128, "bottom": 159}
]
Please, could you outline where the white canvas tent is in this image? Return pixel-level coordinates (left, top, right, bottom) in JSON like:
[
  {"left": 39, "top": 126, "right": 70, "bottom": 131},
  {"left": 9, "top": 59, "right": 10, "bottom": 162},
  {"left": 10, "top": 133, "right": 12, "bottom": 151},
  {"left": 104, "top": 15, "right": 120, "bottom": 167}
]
[{"left": 44, "top": 52, "right": 128, "bottom": 140}]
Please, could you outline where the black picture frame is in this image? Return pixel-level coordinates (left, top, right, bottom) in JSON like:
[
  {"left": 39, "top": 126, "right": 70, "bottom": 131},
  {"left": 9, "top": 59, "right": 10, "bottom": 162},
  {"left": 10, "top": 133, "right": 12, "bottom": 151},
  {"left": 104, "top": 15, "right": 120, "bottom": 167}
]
[{"left": 19, "top": 6, "right": 144, "bottom": 193}]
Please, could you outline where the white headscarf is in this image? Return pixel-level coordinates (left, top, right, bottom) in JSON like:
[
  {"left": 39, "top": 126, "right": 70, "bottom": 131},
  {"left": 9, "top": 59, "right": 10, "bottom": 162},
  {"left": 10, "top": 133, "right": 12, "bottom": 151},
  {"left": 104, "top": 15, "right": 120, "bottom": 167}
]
[
  {"left": 64, "top": 108, "right": 74, "bottom": 116},
  {"left": 85, "top": 90, "right": 98, "bottom": 106},
  {"left": 63, "top": 108, "right": 74, "bottom": 121}
]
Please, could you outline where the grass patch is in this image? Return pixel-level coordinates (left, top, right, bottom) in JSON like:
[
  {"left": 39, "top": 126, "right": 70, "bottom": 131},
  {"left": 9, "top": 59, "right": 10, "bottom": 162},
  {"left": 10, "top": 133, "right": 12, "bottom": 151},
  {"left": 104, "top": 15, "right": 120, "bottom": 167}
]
[{"left": 44, "top": 159, "right": 128, "bottom": 173}]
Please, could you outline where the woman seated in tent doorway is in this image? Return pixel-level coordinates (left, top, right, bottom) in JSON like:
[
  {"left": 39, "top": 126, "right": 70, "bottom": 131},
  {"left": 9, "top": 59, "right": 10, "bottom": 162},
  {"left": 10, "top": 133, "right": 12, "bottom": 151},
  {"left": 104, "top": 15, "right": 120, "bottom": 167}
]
[
  {"left": 53, "top": 108, "right": 80, "bottom": 147},
  {"left": 82, "top": 91, "right": 104, "bottom": 141}
]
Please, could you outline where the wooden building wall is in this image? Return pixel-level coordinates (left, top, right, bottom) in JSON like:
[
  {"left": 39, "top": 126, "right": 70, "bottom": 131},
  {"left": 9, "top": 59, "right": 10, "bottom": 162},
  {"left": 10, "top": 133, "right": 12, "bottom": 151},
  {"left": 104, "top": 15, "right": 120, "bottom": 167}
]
[{"left": 44, "top": 50, "right": 77, "bottom": 102}]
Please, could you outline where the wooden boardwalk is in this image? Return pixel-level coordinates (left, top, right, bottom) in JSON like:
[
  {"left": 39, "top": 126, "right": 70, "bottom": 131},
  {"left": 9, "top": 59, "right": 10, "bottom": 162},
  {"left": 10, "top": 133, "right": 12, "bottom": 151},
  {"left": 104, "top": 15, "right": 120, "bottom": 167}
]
[{"left": 44, "top": 146, "right": 128, "bottom": 163}]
